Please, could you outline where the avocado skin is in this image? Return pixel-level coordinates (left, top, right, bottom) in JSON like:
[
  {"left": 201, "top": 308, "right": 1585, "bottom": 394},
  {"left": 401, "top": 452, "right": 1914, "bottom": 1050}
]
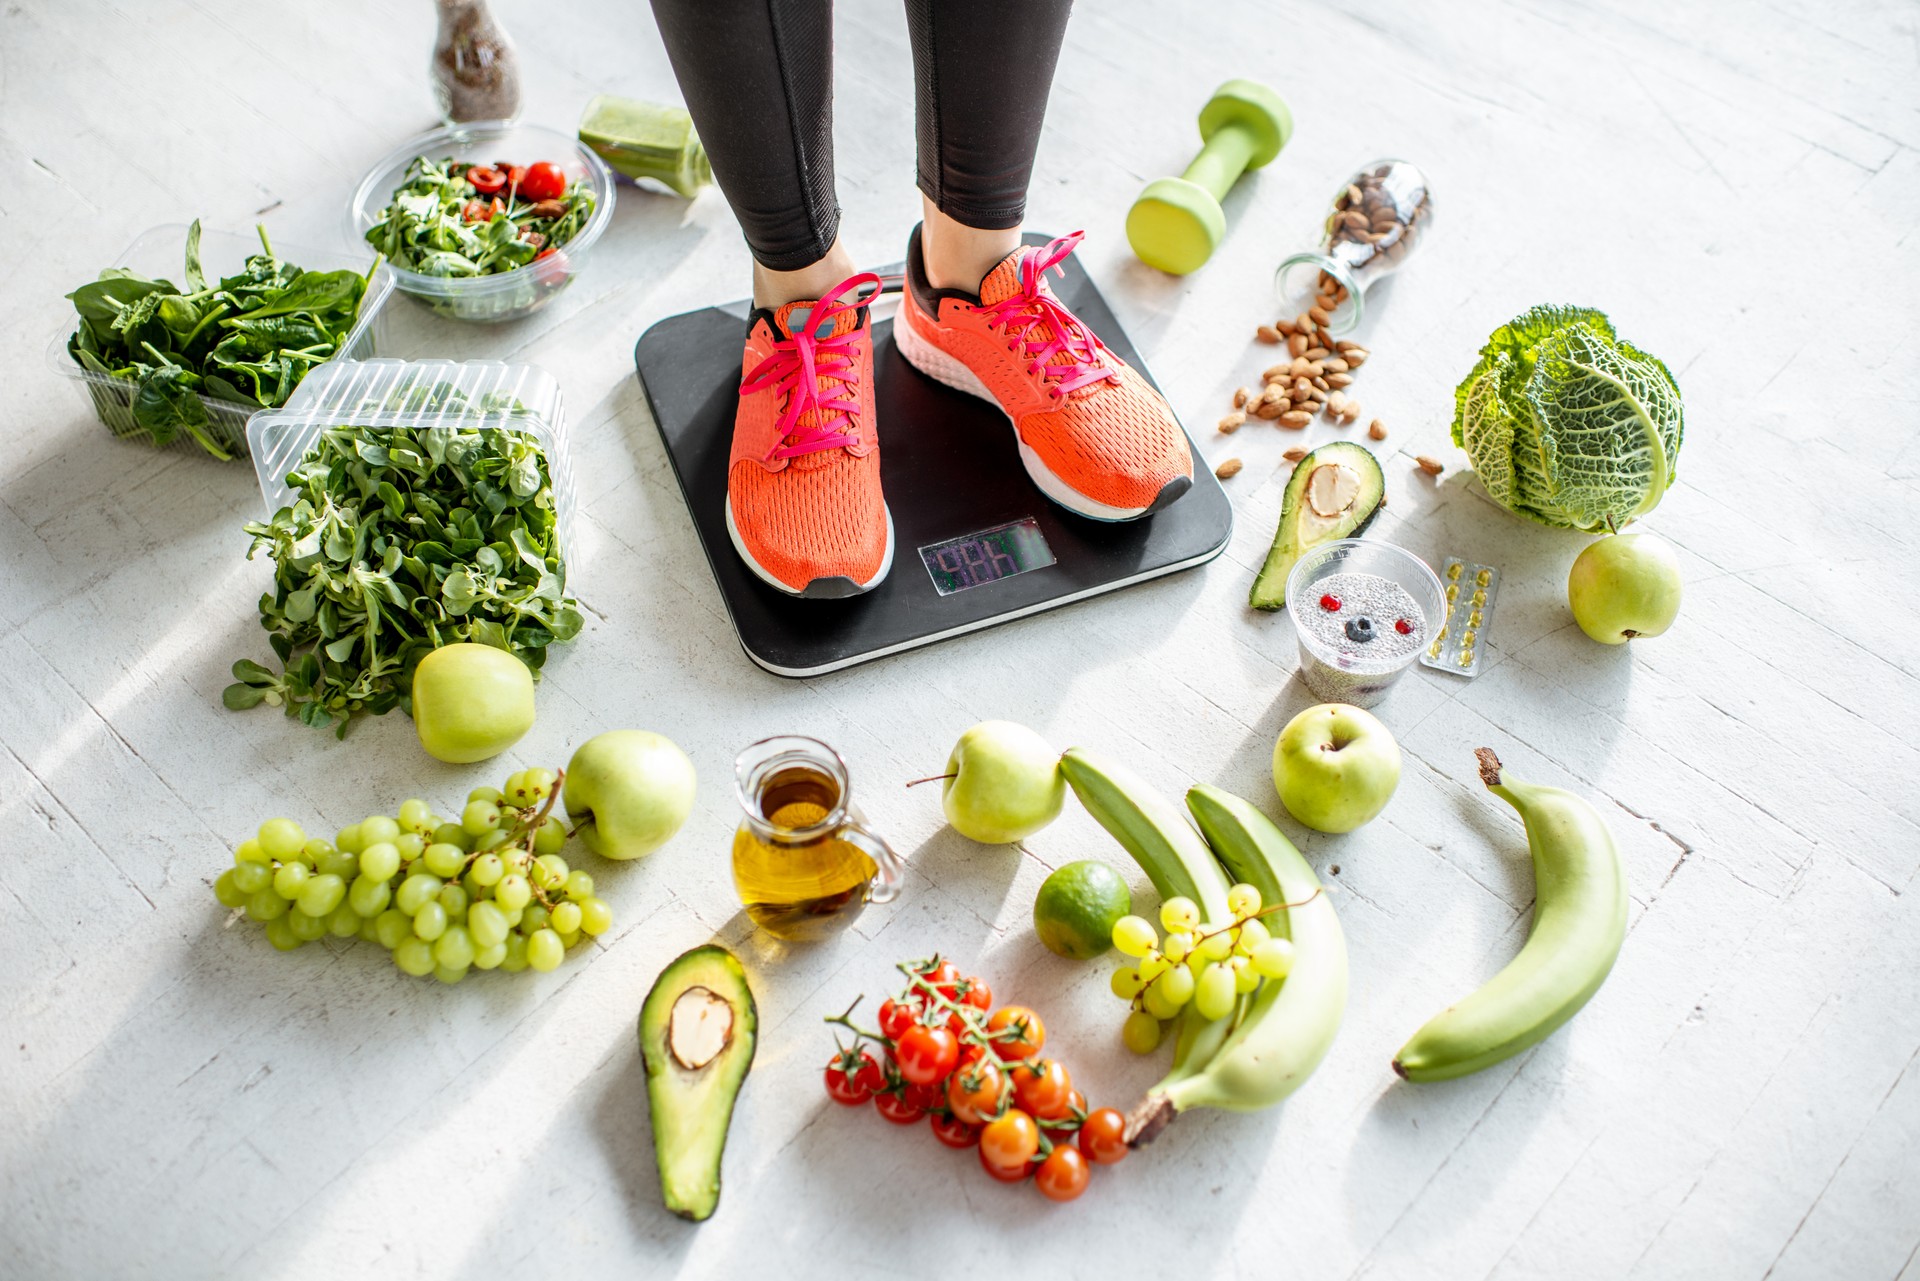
[
  {"left": 1248, "top": 441, "right": 1387, "bottom": 611},
  {"left": 638, "top": 945, "right": 758, "bottom": 1222}
]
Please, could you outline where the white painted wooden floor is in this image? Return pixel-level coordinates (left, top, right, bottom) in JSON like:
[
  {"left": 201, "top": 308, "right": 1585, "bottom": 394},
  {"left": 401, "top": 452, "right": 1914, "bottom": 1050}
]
[{"left": 4, "top": 1, "right": 1917, "bottom": 1277}]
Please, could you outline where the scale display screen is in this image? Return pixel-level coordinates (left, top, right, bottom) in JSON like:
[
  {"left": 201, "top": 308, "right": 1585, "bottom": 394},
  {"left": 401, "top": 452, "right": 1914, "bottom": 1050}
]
[{"left": 918, "top": 518, "right": 1056, "bottom": 595}]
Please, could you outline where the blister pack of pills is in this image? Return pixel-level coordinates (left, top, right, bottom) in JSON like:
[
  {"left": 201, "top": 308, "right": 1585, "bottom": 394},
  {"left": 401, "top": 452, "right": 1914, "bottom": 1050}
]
[{"left": 1420, "top": 557, "right": 1499, "bottom": 677}]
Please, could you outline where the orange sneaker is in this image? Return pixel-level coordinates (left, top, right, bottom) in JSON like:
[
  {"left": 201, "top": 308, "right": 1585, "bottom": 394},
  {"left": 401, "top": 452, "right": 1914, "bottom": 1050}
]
[
  {"left": 728, "top": 273, "right": 894, "bottom": 598},
  {"left": 894, "top": 228, "right": 1193, "bottom": 521}
]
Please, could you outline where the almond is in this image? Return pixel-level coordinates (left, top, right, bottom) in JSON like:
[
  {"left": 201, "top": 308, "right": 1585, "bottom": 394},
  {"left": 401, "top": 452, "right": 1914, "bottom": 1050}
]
[
  {"left": 1322, "top": 357, "right": 1349, "bottom": 373},
  {"left": 1253, "top": 399, "right": 1284, "bottom": 419},
  {"left": 1368, "top": 419, "right": 1388, "bottom": 440},
  {"left": 1283, "top": 447, "right": 1307, "bottom": 462},
  {"left": 1263, "top": 363, "right": 1292, "bottom": 382},
  {"left": 1309, "top": 305, "right": 1333, "bottom": 328},
  {"left": 1287, "top": 333, "right": 1308, "bottom": 357},
  {"left": 1232, "top": 386, "right": 1250, "bottom": 408},
  {"left": 1305, "top": 347, "right": 1331, "bottom": 361},
  {"left": 1215, "top": 458, "right": 1244, "bottom": 479},
  {"left": 1340, "top": 401, "right": 1362, "bottom": 424},
  {"left": 1326, "top": 372, "right": 1354, "bottom": 389},
  {"left": 1278, "top": 409, "right": 1312, "bottom": 428},
  {"left": 1256, "top": 324, "right": 1283, "bottom": 344},
  {"left": 1218, "top": 411, "right": 1245, "bottom": 433},
  {"left": 1415, "top": 455, "right": 1444, "bottom": 475}
]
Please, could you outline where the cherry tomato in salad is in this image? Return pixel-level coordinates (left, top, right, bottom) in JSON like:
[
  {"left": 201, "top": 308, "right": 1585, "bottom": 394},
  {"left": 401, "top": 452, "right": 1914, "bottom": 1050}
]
[
  {"left": 874, "top": 1091, "right": 924, "bottom": 1125},
  {"left": 1078, "top": 1108, "right": 1129, "bottom": 1165},
  {"left": 504, "top": 165, "right": 527, "bottom": 193},
  {"left": 930, "top": 1113, "right": 980, "bottom": 1149},
  {"left": 1035, "top": 1146, "right": 1090, "bottom": 1202},
  {"left": 979, "top": 1146, "right": 1032, "bottom": 1182},
  {"left": 1011, "top": 1059, "right": 1074, "bottom": 1120},
  {"left": 518, "top": 161, "right": 566, "bottom": 202},
  {"left": 466, "top": 165, "right": 506, "bottom": 194},
  {"left": 987, "top": 1006, "right": 1046, "bottom": 1060},
  {"left": 878, "top": 997, "right": 921, "bottom": 1041},
  {"left": 894, "top": 1025, "right": 959, "bottom": 1086},
  {"left": 979, "top": 1109, "right": 1040, "bottom": 1170},
  {"left": 824, "top": 1048, "right": 881, "bottom": 1106},
  {"left": 946, "top": 1059, "right": 1006, "bottom": 1125},
  {"left": 462, "top": 200, "right": 492, "bottom": 223}
]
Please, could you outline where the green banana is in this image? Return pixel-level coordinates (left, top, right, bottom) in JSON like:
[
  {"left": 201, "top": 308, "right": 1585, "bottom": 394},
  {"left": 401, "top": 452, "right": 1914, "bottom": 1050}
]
[
  {"left": 1125, "top": 785, "right": 1347, "bottom": 1142},
  {"left": 1393, "top": 749, "right": 1627, "bottom": 1083},
  {"left": 1059, "top": 749, "right": 1236, "bottom": 1078}
]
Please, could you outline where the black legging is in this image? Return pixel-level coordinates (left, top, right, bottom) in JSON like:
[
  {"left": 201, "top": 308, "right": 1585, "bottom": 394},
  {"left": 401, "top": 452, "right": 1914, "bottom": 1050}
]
[{"left": 649, "top": 0, "right": 1074, "bottom": 271}]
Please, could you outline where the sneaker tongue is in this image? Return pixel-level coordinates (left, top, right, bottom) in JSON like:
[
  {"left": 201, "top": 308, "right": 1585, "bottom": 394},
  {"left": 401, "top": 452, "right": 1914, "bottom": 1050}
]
[{"left": 773, "top": 298, "right": 861, "bottom": 341}]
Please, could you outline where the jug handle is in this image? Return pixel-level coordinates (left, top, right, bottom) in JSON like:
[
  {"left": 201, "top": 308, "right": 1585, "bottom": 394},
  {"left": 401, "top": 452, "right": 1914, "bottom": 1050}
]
[{"left": 842, "top": 803, "right": 905, "bottom": 905}]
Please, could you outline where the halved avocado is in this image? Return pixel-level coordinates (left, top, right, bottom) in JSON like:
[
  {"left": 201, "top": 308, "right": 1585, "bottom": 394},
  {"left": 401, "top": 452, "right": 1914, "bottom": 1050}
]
[
  {"left": 1249, "top": 442, "right": 1386, "bottom": 610},
  {"left": 639, "top": 945, "right": 758, "bottom": 1222}
]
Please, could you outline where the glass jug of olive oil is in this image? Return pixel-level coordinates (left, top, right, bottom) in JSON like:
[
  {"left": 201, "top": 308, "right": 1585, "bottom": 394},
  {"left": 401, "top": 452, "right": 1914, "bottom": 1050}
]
[{"left": 731, "top": 736, "right": 904, "bottom": 942}]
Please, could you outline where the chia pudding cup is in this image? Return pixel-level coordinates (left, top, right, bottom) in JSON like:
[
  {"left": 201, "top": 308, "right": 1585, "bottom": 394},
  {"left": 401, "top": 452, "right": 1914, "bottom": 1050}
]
[{"left": 1285, "top": 539, "right": 1446, "bottom": 708}]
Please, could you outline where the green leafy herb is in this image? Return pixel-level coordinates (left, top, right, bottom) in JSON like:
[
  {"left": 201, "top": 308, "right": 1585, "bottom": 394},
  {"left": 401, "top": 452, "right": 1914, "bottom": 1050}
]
[
  {"left": 226, "top": 403, "right": 581, "bottom": 737},
  {"left": 363, "top": 157, "right": 594, "bottom": 277},
  {"left": 1451, "top": 305, "right": 1684, "bottom": 533},
  {"left": 65, "top": 221, "right": 373, "bottom": 460}
]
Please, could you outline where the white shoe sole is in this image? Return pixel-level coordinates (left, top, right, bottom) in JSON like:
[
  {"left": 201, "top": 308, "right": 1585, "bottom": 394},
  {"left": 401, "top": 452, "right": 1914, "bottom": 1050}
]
[
  {"left": 726, "top": 498, "right": 896, "bottom": 599},
  {"left": 892, "top": 305, "right": 1173, "bottom": 523}
]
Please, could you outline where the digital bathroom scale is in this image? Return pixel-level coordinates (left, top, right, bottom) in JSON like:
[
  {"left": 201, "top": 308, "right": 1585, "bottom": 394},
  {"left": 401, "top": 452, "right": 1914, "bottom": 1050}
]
[{"left": 633, "top": 234, "right": 1233, "bottom": 678}]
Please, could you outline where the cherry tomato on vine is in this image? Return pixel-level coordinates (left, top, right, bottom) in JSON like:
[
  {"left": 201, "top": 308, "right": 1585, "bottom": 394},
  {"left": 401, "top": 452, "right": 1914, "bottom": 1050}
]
[
  {"left": 1067, "top": 1089, "right": 1087, "bottom": 1118},
  {"left": 979, "top": 1146, "right": 1032, "bottom": 1182},
  {"left": 957, "top": 975, "right": 993, "bottom": 1012},
  {"left": 920, "top": 959, "right": 962, "bottom": 1000},
  {"left": 878, "top": 997, "right": 921, "bottom": 1041},
  {"left": 1035, "top": 1146, "right": 1090, "bottom": 1202},
  {"left": 1011, "top": 1059, "right": 1074, "bottom": 1120},
  {"left": 895, "top": 1025, "right": 960, "bottom": 1085},
  {"left": 824, "top": 1047, "right": 881, "bottom": 1106},
  {"left": 901, "top": 1081, "right": 944, "bottom": 1113},
  {"left": 466, "top": 165, "right": 506, "bottom": 194},
  {"left": 930, "top": 1113, "right": 980, "bottom": 1149},
  {"left": 874, "top": 1091, "right": 924, "bottom": 1125},
  {"left": 986, "top": 1006, "right": 1046, "bottom": 1060},
  {"left": 946, "top": 1059, "right": 1006, "bottom": 1125},
  {"left": 518, "top": 161, "right": 566, "bottom": 202},
  {"left": 957, "top": 1041, "right": 986, "bottom": 1072},
  {"left": 1078, "top": 1108, "right": 1129, "bottom": 1165},
  {"left": 979, "top": 1109, "right": 1040, "bottom": 1170}
]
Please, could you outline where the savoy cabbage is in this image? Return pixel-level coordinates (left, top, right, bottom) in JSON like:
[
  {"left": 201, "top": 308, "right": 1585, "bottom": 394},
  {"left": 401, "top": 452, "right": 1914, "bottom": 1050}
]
[{"left": 1452, "top": 305, "right": 1683, "bottom": 532}]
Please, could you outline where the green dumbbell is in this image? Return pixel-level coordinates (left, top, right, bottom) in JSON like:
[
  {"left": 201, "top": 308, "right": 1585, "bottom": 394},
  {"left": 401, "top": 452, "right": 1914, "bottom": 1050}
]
[{"left": 1126, "top": 79, "right": 1292, "bottom": 275}]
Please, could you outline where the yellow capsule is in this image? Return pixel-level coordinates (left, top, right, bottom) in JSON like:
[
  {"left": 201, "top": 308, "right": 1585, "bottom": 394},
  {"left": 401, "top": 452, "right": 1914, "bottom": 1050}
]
[
  {"left": 1475, "top": 568, "right": 1491, "bottom": 586},
  {"left": 1447, "top": 561, "right": 1463, "bottom": 580},
  {"left": 1461, "top": 628, "right": 1477, "bottom": 644},
  {"left": 1458, "top": 649, "right": 1475, "bottom": 667},
  {"left": 1446, "top": 584, "right": 1459, "bottom": 602},
  {"left": 1472, "top": 590, "right": 1486, "bottom": 606},
  {"left": 1468, "top": 610, "right": 1482, "bottom": 627}
]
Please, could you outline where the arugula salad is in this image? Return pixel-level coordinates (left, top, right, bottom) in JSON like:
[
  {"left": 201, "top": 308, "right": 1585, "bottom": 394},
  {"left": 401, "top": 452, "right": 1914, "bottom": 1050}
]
[
  {"left": 363, "top": 157, "right": 595, "bottom": 277},
  {"left": 64, "top": 221, "right": 373, "bottom": 460}
]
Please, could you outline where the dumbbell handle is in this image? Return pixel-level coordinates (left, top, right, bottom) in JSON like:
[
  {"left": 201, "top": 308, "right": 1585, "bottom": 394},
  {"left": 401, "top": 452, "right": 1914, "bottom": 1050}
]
[{"left": 1181, "top": 125, "right": 1258, "bottom": 202}]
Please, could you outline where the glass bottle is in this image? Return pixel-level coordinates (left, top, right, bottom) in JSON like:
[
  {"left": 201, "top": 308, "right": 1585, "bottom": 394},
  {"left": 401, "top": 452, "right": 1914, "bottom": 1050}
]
[
  {"left": 432, "top": 0, "right": 522, "bottom": 125},
  {"left": 730, "top": 736, "right": 905, "bottom": 943},
  {"left": 1275, "top": 158, "right": 1434, "bottom": 336}
]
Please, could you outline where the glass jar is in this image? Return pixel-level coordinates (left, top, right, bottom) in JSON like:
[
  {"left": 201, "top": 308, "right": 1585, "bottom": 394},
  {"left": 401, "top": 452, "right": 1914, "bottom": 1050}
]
[
  {"left": 431, "top": 0, "right": 522, "bottom": 125},
  {"left": 1275, "top": 159, "right": 1433, "bottom": 336}
]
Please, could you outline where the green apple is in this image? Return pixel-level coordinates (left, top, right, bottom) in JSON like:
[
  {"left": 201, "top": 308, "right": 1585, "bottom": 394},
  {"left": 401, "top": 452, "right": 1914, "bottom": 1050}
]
[
  {"left": 1568, "top": 533, "right": 1682, "bottom": 644},
  {"left": 940, "top": 721, "right": 1065, "bottom": 844},
  {"left": 411, "top": 643, "right": 535, "bottom": 764},
  {"left": 564, "top": 730, "right": 697, "bottom": 860},
  {"left": 1273, "top": 703, "right": 1400, "bottom": 833}
]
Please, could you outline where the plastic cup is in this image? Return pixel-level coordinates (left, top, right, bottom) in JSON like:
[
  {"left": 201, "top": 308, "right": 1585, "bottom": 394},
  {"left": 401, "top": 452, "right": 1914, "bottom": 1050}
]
[{"left": 1284, "top": 538, "right": 1445, "bottom": 708}]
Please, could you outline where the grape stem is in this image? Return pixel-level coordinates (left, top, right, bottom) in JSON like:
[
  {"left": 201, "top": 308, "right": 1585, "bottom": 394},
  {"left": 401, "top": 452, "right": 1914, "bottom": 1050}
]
[
  {"left": 467, "top": 767, "right": 568, "bottom": 908},
  {"left": 1126, "top": 889, "right": 1325, "bottom": 1015}
]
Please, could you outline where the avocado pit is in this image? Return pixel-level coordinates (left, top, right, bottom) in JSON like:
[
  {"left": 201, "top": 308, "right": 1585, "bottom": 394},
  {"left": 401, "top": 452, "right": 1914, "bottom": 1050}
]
[{"left": 669, "top": 985, "right": 736, "bottom": 1070}]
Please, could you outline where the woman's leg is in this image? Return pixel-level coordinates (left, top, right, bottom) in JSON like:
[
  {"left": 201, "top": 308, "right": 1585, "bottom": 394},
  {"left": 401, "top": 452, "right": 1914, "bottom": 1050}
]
[
  {"left": 649, "top": 0, "right": 856, "bottom": 306},
  {"left": 904, "top": 0, "right": 1075, "bottom": 290}
]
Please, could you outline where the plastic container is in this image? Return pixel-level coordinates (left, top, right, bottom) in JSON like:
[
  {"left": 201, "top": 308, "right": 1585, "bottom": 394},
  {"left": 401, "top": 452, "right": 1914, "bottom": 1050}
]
[
  {"left": 246, "top": 358, "right": 575, "bottom": 562},
  {"left": 46, "top": 224, "right": 394, "bottom": 460},
  {"left": 348, "top": 120, "right": 615, "bottom": 324},
  {"left": 1275, "top": 159, "right": 1434, "bottom": 336},
  {"left": 1285, "top": 538, "right": 1445, "bottom": 708}
]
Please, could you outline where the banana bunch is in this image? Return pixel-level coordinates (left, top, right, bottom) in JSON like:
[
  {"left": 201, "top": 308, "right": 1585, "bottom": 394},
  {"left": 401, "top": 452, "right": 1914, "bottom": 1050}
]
[
  {"left": 1393, "top": 749, "right": 1626, "bottom": 1081},
  {"left": 1060, "top": 751, "right": 1348, "bottom": 1144}
]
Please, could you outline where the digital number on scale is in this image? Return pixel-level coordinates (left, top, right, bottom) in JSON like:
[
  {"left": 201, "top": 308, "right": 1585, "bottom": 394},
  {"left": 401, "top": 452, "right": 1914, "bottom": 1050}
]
[{"left": 918, "top": 518, "right": 1057, "bottom": 596}]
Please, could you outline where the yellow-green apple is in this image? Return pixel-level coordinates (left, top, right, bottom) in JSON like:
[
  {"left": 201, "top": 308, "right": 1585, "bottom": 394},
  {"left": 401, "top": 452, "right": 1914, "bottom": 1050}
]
[
  {"left": 411, "top": 643, "right": 535, "bottom": 764},
  {"left": 564, "top": 730, "right": 697, "bottom": 860},
  {"left": 940, "top": 721, "right": 1065, "bottom": 844},
  {"left": 1568, "top": 533, "right": 1682, "bottom": 644},
  {"left": 1273, "top": 703, "right": 1400, "bottom": 833}
]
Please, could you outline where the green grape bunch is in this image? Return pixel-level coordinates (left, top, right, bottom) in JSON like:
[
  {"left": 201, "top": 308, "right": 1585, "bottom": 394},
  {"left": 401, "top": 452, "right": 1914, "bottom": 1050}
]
[
  {"left": 1106, "top": 884, "right": 1296, "bottom": 1054},
  {"left": 211, "top": 766, "right": 614, "bottom": 983}
]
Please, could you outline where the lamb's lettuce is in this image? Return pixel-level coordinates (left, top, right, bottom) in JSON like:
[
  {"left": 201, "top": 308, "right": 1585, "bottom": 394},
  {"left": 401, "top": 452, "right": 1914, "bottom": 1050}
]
[{"left": 1452, "top": 305, "right": 1683, "bottom": 532}]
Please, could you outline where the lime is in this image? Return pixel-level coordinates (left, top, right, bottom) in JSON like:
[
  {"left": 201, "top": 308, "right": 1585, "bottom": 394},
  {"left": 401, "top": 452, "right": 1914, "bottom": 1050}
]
[{"left": 1032, "top": 861, "right": 1132, "bottom": 960}]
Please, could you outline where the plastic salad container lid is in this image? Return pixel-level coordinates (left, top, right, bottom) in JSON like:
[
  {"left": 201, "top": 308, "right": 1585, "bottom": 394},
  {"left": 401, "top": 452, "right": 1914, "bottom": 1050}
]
[
  {"left": 46, "top": 223, "right": 394, "bottom": 461},
  {"left": 347, "top": 120, "right": 615, "bottom": 325},
  {"left": 246, "top": 358, "right": 576, "bottom": 563}
]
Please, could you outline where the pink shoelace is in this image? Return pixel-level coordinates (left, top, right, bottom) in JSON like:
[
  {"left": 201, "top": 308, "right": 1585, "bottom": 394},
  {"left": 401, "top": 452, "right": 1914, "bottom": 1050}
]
[
  {"left": 739, "top": 272, "right": 880, "bottom": 462},
  {"left": 981, "top": 231, "right": 1119, "bottom": 400}
]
